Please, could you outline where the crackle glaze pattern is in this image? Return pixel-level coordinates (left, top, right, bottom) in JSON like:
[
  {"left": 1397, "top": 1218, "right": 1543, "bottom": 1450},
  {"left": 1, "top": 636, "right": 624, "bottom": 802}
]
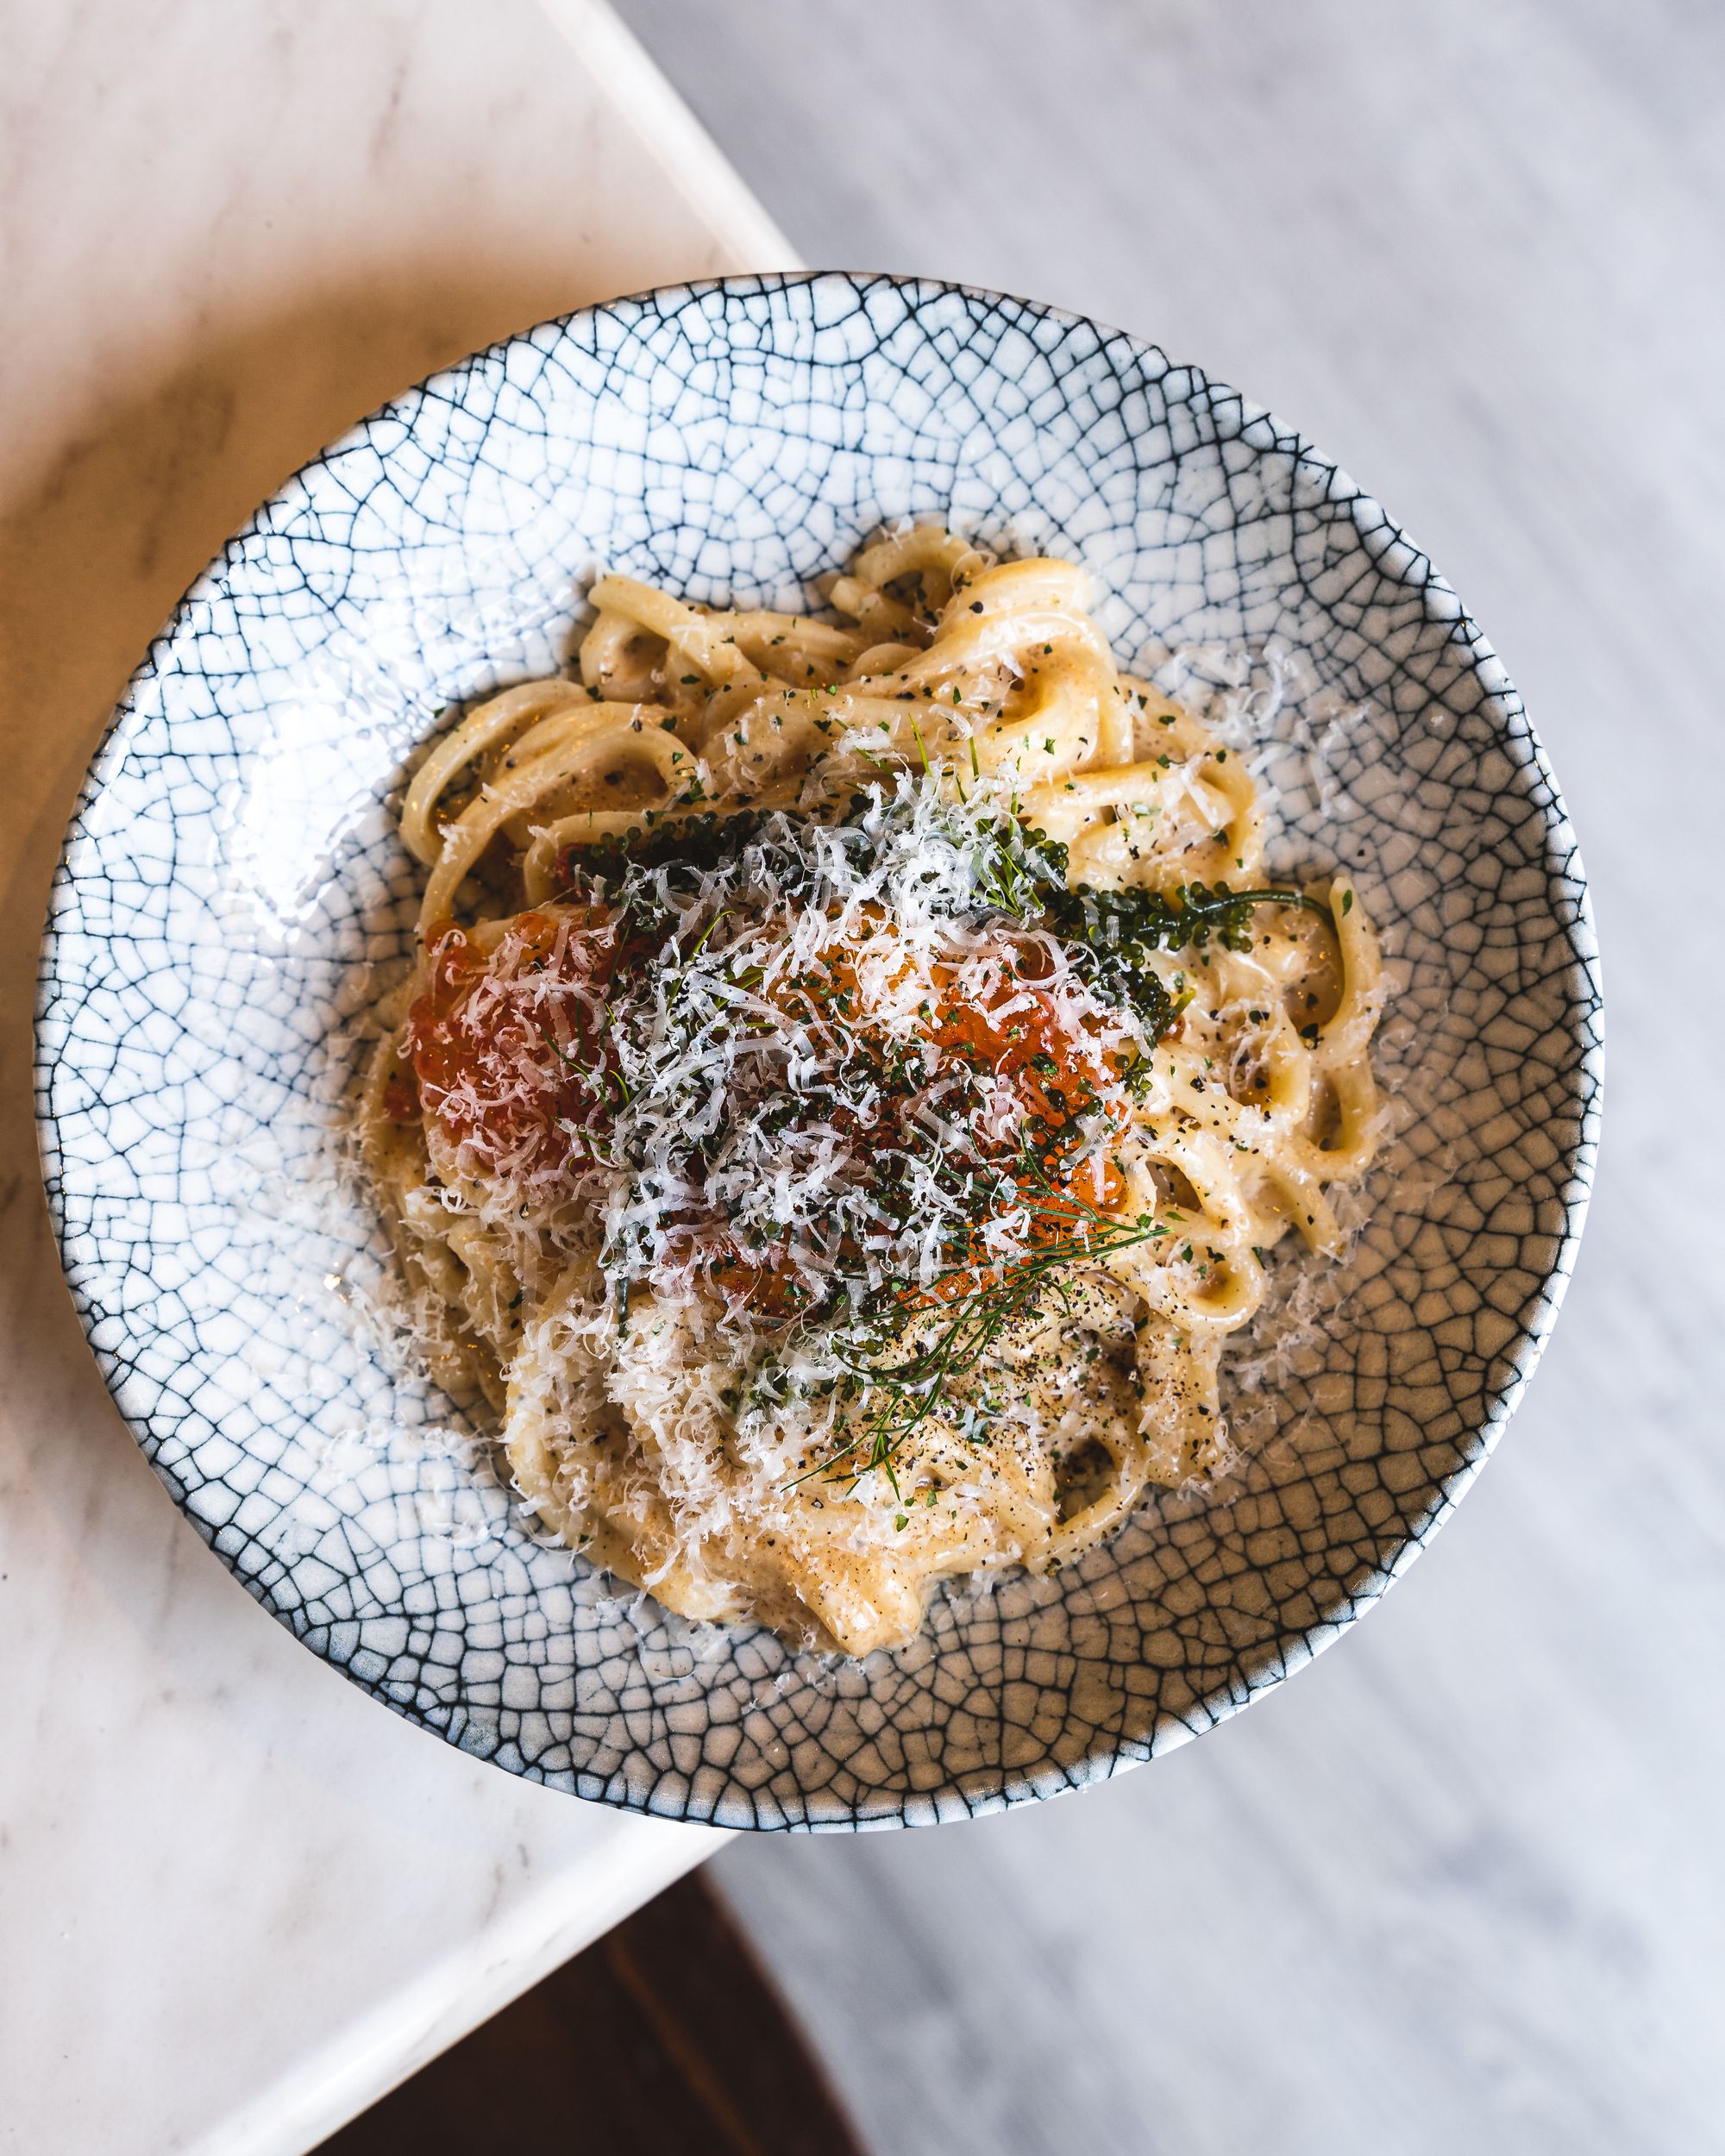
[{"left": 34, "top": 274, "right": 1601, "bottom": 1828}]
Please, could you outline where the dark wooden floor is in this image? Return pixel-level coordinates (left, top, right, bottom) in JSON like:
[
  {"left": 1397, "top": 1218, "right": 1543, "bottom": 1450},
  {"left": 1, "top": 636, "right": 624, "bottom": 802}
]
[{"left": 315, "top": 1872, "right": 866, "bottom": 2156}]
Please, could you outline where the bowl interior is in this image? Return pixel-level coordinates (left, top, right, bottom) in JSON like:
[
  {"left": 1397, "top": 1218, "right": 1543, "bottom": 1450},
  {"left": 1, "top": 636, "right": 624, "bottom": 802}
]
[{"left": 35, "top": 273, "right": 1600, "bottom": 1827}]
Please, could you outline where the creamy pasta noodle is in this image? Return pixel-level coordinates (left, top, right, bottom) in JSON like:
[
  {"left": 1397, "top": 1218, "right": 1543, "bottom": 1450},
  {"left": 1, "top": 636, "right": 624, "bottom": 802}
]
[{"left": 362, "top": 530, "right": 1383, "bottom": 1655}]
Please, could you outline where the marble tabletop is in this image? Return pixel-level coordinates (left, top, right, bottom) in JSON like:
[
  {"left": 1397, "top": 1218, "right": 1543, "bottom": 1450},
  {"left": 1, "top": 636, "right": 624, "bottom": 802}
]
[{"left": 0, "top": 5, "right": 793, "bottom": 2152}]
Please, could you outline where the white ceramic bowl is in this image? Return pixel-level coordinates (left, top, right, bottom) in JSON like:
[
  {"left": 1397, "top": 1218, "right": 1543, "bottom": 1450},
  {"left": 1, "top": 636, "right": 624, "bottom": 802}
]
[{"left": 35, "top": 274, "right": 1601, "bottom": 1827}]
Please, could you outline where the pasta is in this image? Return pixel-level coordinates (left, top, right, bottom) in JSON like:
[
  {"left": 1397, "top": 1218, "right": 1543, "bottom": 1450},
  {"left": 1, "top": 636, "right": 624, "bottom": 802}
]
[{"left": 362, "top": 530, "right": 1383, "bottom": 1656}]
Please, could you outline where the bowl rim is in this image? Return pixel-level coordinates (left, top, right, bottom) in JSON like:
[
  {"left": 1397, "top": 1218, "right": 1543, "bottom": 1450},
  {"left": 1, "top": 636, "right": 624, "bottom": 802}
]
[{"left": 34, "top": 268, "right": 1604, "bottom": 1828}]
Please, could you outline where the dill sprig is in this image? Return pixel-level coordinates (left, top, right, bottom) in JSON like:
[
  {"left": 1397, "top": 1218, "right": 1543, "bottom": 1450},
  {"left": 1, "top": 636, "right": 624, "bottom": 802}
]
[
  {"left": 795, "top": 1135, "right": 1170, "bottom": 1494},
  {"left": 989, "top": 815, "right": 1327, "bottom": 937},
  {"left": 1061, "top": 874, "right": 1332, "bottom": 952},
  {"left": 977, "top": 818, "right": 1329, "bottom": 1031}
]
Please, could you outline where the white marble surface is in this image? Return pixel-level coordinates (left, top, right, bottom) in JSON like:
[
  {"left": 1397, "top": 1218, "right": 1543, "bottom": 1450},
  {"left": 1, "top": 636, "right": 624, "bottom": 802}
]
[
  {"left": 0, "top": 6, "right": 793, "bottom": 2153},
  {"left": 607, "top": 3, "right": 1725, "bottom": 2152}
]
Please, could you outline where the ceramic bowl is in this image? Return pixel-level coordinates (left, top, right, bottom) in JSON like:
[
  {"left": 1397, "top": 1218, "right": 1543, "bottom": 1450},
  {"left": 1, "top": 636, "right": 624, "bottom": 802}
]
[{"left": 35, "top": 273, "right": 1602, "bottom": 1827}]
